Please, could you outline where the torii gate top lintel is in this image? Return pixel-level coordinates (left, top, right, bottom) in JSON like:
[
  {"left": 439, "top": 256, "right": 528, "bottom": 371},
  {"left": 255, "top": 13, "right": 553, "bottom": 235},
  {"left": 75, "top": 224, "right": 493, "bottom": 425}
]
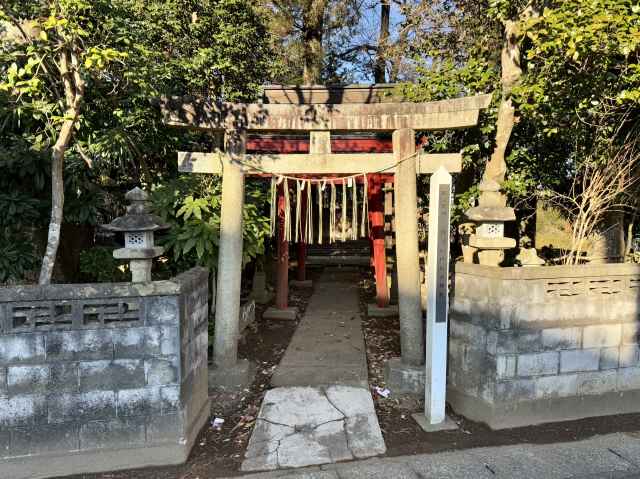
[
  {"left": 159, "top": 86, "right": 492, "bottom": 133},
  {"left": 161, "top": 85, "right": 492, "bottom": 175}
]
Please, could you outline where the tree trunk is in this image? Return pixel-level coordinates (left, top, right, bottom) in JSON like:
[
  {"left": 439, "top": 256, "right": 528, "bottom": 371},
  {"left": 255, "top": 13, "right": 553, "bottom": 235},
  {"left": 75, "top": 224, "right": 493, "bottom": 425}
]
[
  {"left": 38, "top": 114, "right": 77, "bottom": 285},
  {"left": 302, "top": 0, "right": 327, "bottom": 84},
  {"left": 388, "top": 28, "right": 406, "bottom": 82},
  {"left": 482, "top": 19, "right": 521, "bottom": 185},
  {"left": 374, "top": 0, "right": 390, "bottom": 83}
]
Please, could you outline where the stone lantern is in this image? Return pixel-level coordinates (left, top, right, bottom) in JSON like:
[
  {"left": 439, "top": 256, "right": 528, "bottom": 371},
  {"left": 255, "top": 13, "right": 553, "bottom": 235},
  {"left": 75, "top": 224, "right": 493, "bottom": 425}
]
[
  {"left": 103, "top": 187, "right": 169, "bottom": 282},
  {"left": 465, "top": 179, "right": 516, "bottom": 266},
  {"left": 515, "top": 236, "right": 545, "bottom": 267}
]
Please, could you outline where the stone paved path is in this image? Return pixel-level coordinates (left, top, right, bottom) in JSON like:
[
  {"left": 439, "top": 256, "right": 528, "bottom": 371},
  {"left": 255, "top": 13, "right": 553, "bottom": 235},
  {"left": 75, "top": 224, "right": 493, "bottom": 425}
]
[
  {"left": 241, "top": 386, "right": 386, "bottom": 471},
  {"left": 233, "top": 431, "right": 640, "bottom": 479},
  {"left": 242, "top": 268, "right": 385, "bottom": 472},
  {"left": 271, "top": 268, "right": 367, "bottom": 389}
]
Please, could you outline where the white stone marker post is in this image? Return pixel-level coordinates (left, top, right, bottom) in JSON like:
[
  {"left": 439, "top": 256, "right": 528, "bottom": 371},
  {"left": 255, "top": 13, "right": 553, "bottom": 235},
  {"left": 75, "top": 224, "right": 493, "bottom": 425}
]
[{"left": 413, "top": 166, "right": 457, "bottom": 431}]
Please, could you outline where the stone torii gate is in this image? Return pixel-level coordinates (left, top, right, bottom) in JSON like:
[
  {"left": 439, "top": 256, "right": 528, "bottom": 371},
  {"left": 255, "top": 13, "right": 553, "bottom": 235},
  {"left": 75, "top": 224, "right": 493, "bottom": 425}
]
[{"left": 160, "top": 86, "right": 491, "bottom": 391}]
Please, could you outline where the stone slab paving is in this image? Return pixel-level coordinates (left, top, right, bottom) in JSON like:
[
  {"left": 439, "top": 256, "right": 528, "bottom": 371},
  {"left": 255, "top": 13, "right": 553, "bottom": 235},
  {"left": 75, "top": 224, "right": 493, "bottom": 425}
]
[
  {"left": 232, "top": 431, "right": 640, "bottom": 479},
  {"left": 243, "top": 269, "right": 386, "bottom": 472},
  {"left": 241, "top": 386, "right": 386, "bottom": 471},
  {"left": 271, "top": 268, "right": 367, "bottom": 389}
]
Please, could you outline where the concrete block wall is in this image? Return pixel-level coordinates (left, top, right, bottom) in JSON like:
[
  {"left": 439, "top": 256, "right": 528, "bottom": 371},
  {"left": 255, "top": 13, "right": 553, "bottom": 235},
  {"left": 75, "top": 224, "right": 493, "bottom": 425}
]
[
  {"left": 0, "top": 267, "right": 210, "bottom": 479},
  {"left": 178, "top": 270, "right": 210, "bottom": 441},
  {"left": 448, "top": 262, "right": 640, "bottom": 429}
]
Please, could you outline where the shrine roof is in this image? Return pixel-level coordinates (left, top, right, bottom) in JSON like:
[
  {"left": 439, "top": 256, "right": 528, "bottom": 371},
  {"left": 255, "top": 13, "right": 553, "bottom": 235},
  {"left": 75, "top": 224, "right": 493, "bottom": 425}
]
[
  {"left": 246, "top": 134, "right": 393, "bottom": 154},
  {"left": 261, "top": 84, "right": 399, "bottom": 104}
]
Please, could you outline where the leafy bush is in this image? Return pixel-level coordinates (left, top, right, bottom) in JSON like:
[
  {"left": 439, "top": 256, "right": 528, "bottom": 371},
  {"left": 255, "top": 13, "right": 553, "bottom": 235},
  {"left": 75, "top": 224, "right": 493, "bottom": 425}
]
[
  {"left": 151, "top": 174, "right": 270, "bottom": 276},
  {"left": 63, "top": 157, "right": 108, "bottom": 226},
  {"left": 0, "top": 231, "right": 39, "bottom": 283},
  {"left": 0, "top": 139, "right": 49, "bottom": 283},
  {"left": 79, "top": 247, "right": 129, "bottom": 283},
  {"left": 0, "top": 137, "right": 111, "bottom": 283}
]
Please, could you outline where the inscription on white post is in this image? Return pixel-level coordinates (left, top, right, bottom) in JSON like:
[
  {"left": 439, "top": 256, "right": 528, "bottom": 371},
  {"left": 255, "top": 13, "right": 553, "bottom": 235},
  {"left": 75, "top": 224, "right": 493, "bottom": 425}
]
[{"left": 414, "top": 166, "right": 455, "bottom": 431}]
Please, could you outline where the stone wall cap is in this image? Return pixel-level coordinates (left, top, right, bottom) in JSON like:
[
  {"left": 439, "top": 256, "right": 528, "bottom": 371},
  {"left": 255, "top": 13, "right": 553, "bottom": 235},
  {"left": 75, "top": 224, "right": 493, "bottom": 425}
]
[
  {"left": 0, "top": 267, "right": 209, "bottom": 303},
  {"left": 455, "top": 261, "right": 640, "bottom": 280},
  {"left": 171, "top": 267, "right": 209, "bottom": 293}
]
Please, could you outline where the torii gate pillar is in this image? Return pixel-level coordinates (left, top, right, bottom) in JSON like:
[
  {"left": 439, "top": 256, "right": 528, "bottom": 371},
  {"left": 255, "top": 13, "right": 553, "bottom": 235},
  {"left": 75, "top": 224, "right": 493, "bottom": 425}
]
[
  {"left": 393, "top": 129, "right": 423, "bottom": 367},
  {"left": 264, "top": 181, "right": 299, "bottom": 320},
  {"left": 210, "top": 130, "right": 253, "bottom": 388},
  {"left": 368, "top": 176, "right": 389, "bottom": 307},
  {"left": 276, "top": 184, "right": 289, "bottom": 308}
]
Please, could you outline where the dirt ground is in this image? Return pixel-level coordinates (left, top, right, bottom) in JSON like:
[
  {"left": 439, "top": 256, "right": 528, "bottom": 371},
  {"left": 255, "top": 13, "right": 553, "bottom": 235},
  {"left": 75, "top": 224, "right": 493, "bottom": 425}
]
[{"left": 61, "top": 267, "right": 640, "bottom": 479}]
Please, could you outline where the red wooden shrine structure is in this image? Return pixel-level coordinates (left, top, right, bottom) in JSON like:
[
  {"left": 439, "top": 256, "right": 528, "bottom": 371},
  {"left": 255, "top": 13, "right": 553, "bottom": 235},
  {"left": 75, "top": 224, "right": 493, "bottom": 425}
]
[{"left": 246, "top": 133, "right": 398, "bottom": 310}]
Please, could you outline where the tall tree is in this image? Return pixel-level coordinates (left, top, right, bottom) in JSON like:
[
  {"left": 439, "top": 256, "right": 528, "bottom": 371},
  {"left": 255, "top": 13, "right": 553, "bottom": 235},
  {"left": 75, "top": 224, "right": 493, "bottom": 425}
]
[
  {"left": 259, "top": 0, "right": 363, "bottom": 84},
  {"left": 396, "top": 0, "right": 639, "bottom": 240},
  {"left": 373, "top": 0, "right": 390, "bottom": 83},
  {"left": 482, "top": 3, "right": 536, "bottom": 187},
  {"left": 302, "top": 0, "right": 328, "bottom": 83}
]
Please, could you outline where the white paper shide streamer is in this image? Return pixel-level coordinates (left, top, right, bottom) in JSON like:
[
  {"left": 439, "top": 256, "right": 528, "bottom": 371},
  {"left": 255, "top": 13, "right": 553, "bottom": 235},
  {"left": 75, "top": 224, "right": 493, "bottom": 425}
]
[{"left": 269, "top": 173, "right": 371, "bottom": 245}]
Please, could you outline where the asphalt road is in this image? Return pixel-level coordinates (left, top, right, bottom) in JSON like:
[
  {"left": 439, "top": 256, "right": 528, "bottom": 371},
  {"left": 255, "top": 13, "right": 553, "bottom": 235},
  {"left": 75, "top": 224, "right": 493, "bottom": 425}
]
[{"left": 223, "top": 431, "right": 640, "bottom": 479}]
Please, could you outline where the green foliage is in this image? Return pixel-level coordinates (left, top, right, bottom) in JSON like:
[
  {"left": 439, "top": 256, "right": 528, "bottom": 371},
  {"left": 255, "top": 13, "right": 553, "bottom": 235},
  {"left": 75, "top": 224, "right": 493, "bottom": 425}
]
[
  {"left": 62, "top": 157, "right": 107, "bottom": 225},
  {"left": 130, "top": 0, "right": 273, "bottom": 100},
  {"left": 515, "top": 0, "right": 640, "bottom": 151},
  {"left": 397, "top": 0, "right": 640, "bottom": 240},
  {"left": 77, "top": 0, "right": 274, "bottom": 189},
  {"left": 153, "top": 177, "right": 222, "bottom": 273},
  {"left": 242, "top": 188, "right": 271, "bottom": 263},
  {"left": 151, "top": 174, "right": 270, "bottom": 275},
  {"left": 0, "top": 189, "right": 42, "bottom": 228},
  {"left": 398, "top": 60, "right": 501, "bottom": 221},
  {"left": 0, "top": 0, "right": 130, "bottom": 141},
  {"left": 630, "top": 232, "right": 640, "bottom": 263},
  {"left": 0, "top": 136, "right": 111, "bottom": 281},
  {"left": 487, "top": 0, "right": 532, "bottom": 22},
  {"left": 1, "top": 0, "right": 275, "bottom": 282},
  {"left": 521, "top": 0, "right": 640, "bottom": 102},
  {"left": 0, "top": 139, "right": 49, "bottom": 224},
  {"left": 452, "top": 186, "right": 480, "bottom": 224},
  {"left": 392, "top": 1, "right": 505, "bottom": 220},
  {"left": 0, "top": 231, "right": 39, "bottom": 283},
  {"left": 0, "top": 139, "right": 49, "bottom": 282},
  {"left": 258, "top": 0, "right": 364, "bottom": 84},
  {"left": 1, "top": 0, "right": 274, "bottom": 180},
  {"left": 399, "top": 58, "right": 499, "bottom": 103},
  {"left": 79, "top": 247, "right": 128, "bottom": 283}
]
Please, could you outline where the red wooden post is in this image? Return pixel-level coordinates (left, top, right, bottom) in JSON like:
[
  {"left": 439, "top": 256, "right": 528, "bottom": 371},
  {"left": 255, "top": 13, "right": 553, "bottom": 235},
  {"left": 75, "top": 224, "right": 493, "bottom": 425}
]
[
  {"left": 368, "top": 175, "right": 389, "bottom": 307},
  {"left": 276, "top": 182, "right": 289, "bottom": 309},
  {"left": 296, "top": 192, "right": 307, "bottom": 281}
]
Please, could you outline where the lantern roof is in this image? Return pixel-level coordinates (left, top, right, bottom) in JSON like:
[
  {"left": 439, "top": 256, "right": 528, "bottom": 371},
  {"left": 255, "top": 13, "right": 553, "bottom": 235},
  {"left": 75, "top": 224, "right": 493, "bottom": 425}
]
[{"left": 102, "top": 187, "right": 170, "bottom": 233}]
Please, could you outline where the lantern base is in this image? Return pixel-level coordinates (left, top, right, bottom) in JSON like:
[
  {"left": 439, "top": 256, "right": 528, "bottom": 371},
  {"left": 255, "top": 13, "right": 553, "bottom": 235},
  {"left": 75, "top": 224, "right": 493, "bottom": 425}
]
[
  {"left": 477, "top": 249, "right": 505, "bottom": 266},
  {"left": 130, "top": 259, "right": 153, "bottom": 282}
]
